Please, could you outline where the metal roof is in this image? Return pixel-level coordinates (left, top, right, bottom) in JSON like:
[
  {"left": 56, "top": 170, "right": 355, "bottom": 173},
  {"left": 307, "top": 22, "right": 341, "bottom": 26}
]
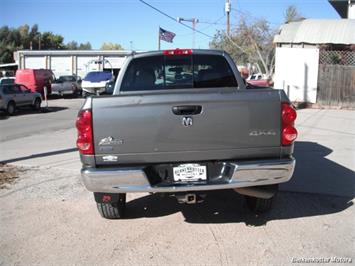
[
  {"left": 329, "top": 0, "right": 355, "bottom": 18},
  {"left": 16, "top": 50, "right": 135, "bottom": 56},
  {"left": 274, "top": 19, "right": 355, "bottom": 45}
]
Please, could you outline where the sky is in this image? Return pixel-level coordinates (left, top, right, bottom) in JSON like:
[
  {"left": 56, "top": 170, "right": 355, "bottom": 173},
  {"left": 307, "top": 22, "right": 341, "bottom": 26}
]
[{"left": 1, "top": 0, "right": 340, "bottom": 51}]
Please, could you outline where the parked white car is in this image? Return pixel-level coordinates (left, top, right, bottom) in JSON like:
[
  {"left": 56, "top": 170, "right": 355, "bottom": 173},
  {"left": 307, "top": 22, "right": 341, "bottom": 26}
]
[{"left": 81, "top": 71, "right": 113, "bottom": 97}]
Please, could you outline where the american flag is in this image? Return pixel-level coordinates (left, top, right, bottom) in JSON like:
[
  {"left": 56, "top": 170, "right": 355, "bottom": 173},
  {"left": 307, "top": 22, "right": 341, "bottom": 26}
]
[{"left": 159, "top": 27, "right": 176, "bottom": 43}]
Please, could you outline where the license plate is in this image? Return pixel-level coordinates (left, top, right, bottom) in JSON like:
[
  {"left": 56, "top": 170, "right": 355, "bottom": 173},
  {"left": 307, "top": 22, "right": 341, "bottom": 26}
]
[{"left": 173, "top": 164, "right": 207, "bottom": 182}]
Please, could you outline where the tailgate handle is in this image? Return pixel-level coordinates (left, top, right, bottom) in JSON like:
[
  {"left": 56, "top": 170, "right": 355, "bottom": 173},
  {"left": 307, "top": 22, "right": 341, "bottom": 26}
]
[{"left": 172, "top": 105, "right": 202, "bottom": 115}]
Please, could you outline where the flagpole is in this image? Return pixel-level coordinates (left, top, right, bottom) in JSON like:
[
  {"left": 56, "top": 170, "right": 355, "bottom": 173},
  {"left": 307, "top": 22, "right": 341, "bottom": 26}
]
[{"left": 158, "top": 26, "right": 161, "bottom": 50}]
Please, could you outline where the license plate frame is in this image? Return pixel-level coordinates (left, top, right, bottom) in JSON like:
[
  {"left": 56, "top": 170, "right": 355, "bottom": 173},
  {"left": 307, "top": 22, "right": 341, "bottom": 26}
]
[{"left": 173, "top": 163, "right": 207, "bottom": 182}]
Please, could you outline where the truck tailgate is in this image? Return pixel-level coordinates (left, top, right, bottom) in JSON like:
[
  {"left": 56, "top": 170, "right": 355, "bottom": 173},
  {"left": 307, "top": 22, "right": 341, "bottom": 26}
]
[{"left": 92, "top": 88, "right": 281, "bottom": 165}]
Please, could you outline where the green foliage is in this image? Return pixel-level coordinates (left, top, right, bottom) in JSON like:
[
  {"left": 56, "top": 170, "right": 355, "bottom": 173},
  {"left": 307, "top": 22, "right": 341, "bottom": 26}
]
[
  {"left": 101, "top": 42, "right": 124, "bottom": 50},
  {"left": 40, "top": 31, "right": 65, "bottom": 50},
  {"left": 78, "top": 42, "right": 92, "bottom": 50},
  {"left": 210, "top": 17, "right": 276, "bottom": 76},
  {"left": 66, "top": 41, "right": 79, "bottom": 50},
  {"left": 0, "top": 24, "right": 92, "bottom": 63},
  {"left": 66, "top": 41, "right": 92, "bottom": 50}
]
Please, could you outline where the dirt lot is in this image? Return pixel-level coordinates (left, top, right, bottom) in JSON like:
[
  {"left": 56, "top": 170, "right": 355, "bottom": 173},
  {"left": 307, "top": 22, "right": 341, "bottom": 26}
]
[
  {"left": 0, "top": 164, "right": 27, "bottom": 189},
  {"left": 0, "top": 164, "right": 354, "bottom": 265}
]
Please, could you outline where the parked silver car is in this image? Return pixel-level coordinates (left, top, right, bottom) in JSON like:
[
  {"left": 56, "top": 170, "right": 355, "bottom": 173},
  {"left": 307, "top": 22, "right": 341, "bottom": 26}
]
[
  {"left": 51, "top": 75, "right": 82, "bottom": 97},
  {"left": 0, "top": 84, "right": 42, "bottom": 115}
]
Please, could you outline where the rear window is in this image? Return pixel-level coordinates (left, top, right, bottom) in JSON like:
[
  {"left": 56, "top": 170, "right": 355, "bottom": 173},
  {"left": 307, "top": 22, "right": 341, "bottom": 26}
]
[
  {"left": 121, "top": 54, "right": 237, "bottom": 91},
  {"left": 0, "top": 78, "right": 15, "bottom": 85},
  {"left": 59, "top": 76, "right": 76, "bottom": 82},
  {"left": 83, "top": 71, "right": 112, "bottom": 82}
]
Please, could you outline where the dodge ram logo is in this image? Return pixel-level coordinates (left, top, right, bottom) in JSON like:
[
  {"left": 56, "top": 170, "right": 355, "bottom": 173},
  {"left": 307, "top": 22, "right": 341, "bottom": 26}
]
[{"left": 182, "top": 117, "right": 193, "bottom": 127}]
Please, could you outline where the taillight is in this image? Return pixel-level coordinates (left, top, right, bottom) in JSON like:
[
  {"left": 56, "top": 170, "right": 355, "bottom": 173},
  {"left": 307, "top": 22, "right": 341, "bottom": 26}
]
[
  {"left": 76, "top": 109, "right": 94, "bottom": 155},
  {"left": 163, "top": 48, "right": 192, "bottom": 56},
  {"left": 281, "top": 103, "right": 297, "bottom": 145}
]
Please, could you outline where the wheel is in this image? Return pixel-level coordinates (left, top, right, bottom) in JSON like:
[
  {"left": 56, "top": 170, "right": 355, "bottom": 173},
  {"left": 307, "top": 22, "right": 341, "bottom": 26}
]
[
  {"left": 96, "top": 193, "right": 126, "bottom": 219},
  {"left": 245, "top": 195, "right": 274, "bottom": 214},
  {"left": 6, "top": 101, "right": 16, "bottom": 115},
  {"left": 73, "top": 86, "right": 81, "bottom": 98},
  {"left": 32, "top": 98, "right": 41, "bottom": 111}
]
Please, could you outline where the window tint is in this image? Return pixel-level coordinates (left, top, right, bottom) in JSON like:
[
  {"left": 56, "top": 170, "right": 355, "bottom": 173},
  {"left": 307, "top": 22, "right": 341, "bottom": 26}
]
[
  {"left": 121, "top": 56, "right": 164, "bottom": 91},
  {"left": 193, "top": 55, "right": 237, "bottom": 88},
  {"left": 0, "top": 78, "right": 15, "bottom": 85},
  {"left": 165, "top": 55, "right": 193, "bottom": 89},
  {"left": 83, "top": 71, "right": 112, "bottom": 82},
  {"left": 12, "top": 85, "right": 22, "bottom": 93},
  {"left": 121, "top": 54, "right": 237, "bottom": 92},
  {"left": 61, "top": 76, "right": 75, "bottom": 82},
  {"left": 1, "top": 85, "right": 13, "bottom": 94},
  {"left": 2, "top": 85, "right": 19, "bottom": 94}
]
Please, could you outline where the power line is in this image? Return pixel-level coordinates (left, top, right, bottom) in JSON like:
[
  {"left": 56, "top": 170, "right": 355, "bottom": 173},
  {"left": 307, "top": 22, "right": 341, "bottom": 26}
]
[
  {"left": 171, "top": 15, "right": 226, "bottom": 37},
  {"left": 138, "top": 0, "right": 213, "bottom": 38},
  {"left": 231, "top": 7, "right": 282, "bottom": 26},
  {"left": 199, "top": 15, "right": 226, "bottom": 31}
]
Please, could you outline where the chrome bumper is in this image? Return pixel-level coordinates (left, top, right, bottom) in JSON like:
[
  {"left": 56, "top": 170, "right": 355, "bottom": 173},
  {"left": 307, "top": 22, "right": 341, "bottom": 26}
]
[{"left": 81, "top": 158, "right": 295, "bottom": 193}]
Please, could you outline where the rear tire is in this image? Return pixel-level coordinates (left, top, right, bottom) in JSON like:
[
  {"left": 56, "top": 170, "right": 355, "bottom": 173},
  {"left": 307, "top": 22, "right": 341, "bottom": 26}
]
[
  {"left": 6, "top": 101, "right": 15, "bottom": 115},
  {"left": 96, "top": 193, "right": 126, "bottom": 219},
  {"left": 245, "top": 195, "right": 274, "bottom": 214},
  {"left": 32, "top": 98, "right": 41, "bottom": 111}
]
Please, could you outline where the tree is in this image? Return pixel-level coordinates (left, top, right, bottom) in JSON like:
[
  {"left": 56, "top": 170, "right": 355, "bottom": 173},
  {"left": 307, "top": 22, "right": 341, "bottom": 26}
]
[
  {"left": 40, "top": 31, "right": 65, "bottom": 50},
  {"left": 65, "top": 41, "right": 91, "bottom": 50},
  {"left": 101, "top": 42, "right": 124, "bottom": 50},
  {"left": 0, "top": 26, "right": 20, "bottom": 63},
  {"left": 78, "top": 42, "right": 92, "bottom": 50},
  {"left": 0, "top": 24, "right": 92, "bottom": 63},
  {"left": 284, "top": 5, "right": 304, "bottom": 23},
  {"left": 210, "top": 17, "right": 276, "bottom": 77},
  {"left": 66, "top": 41, "right": 78, "bottom": 50}
]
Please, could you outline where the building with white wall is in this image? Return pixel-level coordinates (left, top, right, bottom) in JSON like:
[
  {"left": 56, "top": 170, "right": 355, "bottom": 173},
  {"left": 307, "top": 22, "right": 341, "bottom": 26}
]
[{"left": 273, "top": 19, "right": 355, "bottom": 103}]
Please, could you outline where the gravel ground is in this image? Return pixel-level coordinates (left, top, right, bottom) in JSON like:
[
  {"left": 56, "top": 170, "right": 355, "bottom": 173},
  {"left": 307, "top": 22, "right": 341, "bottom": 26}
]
[
  {"left": 0, "top": 164, "right": 28, "bottom": 189},
  {"left": 0, "top": 165, "right": 353, "bottom": 265}
]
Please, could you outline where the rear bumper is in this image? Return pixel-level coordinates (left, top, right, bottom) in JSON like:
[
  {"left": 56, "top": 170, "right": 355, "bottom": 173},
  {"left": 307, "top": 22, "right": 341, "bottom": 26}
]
[
  {"left": 82, "top": 87, "right": 105, "bottom": 94},
  {"left": 81, "top": 158, "right": 295, "bottom": 193}
]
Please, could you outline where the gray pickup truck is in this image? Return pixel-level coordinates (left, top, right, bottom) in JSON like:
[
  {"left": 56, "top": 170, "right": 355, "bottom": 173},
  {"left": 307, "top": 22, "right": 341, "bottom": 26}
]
[{"left": 76, "top": 49, "right": 298, "bottom": 219}]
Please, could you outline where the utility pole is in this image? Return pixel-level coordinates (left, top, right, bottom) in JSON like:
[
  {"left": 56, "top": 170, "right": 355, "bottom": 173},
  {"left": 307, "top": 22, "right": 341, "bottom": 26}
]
[
  {"left": 177, "top": 17, "right": 198, "bottom": 48},
  {"left": 225, "top": 0, "right": 231, "bottom": 35}
]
